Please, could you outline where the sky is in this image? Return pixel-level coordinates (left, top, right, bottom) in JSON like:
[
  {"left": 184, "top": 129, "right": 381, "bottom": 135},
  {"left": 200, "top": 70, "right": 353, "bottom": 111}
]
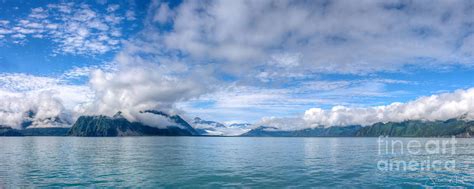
[{"left": 0, "top": 0, "right": 473, "bottom": 129}]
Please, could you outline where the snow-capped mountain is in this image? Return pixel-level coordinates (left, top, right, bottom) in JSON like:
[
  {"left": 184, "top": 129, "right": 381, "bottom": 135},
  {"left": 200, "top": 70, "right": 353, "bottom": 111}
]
[{"left": 192, "top": 117, "right": 251, "bottom": 136}]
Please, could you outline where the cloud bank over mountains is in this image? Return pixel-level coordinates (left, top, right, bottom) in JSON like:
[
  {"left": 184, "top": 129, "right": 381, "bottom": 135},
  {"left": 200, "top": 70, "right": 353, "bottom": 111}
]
[
  {"left": 0, "top": 74, "right": 89, "bottom": 128},
  {"left": 1, "top": 68, "right": 473, "bottom": 129},
  {"left": 0, "top": 35, "right": 213, "bottom": 129},
  {"left": 0, "top": 59, "right": 209, "bottom": 129},
  {"left": 258, "top": 88, "right": 474, "bottom": 130},
  {"left": 304, "top": 88, "right": 474, "bottom": 126},
  {"left": 0, "top": 0, "right": 473, "bottom": 130},
  {"left": 86, "top": 49, "right": 212, "bottom": 123}
]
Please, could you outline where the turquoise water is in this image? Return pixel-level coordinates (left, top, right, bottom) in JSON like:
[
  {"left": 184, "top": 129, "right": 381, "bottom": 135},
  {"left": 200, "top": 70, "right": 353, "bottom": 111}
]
[{"left": 0, "top": 137, "right": 472, "bottom": 188}]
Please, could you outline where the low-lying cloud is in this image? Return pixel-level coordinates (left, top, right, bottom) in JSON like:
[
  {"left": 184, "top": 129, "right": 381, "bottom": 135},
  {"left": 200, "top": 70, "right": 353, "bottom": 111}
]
[
  {"left": 258, "top": 88, "right": 474, "bottom": 130},
  {"left": 0, "top": 59, "right": 211, "bottom": 129},
  {"left": 0, "top": 89, "right": 73, "bottom": 129},
  {"left": 0, "top": 73, "right": 95, "bottom": 129}
]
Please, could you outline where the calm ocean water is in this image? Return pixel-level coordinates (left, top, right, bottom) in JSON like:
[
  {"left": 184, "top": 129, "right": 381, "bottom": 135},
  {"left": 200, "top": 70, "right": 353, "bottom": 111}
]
[{"left": 0, "top": 137, "right": 472, "bottom": 188}]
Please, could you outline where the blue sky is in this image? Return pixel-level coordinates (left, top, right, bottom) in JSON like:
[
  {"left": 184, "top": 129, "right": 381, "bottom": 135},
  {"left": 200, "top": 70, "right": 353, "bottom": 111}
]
[
  {"left": 0, "top": 0, "right": 473, "bottom": 127},
  {"left": 0, "top": 0, "right": 145, "bottom": 76}
]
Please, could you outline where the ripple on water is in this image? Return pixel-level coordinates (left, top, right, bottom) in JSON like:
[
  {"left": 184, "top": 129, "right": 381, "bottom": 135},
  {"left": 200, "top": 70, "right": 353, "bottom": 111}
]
[{"left": 0, "top": 137, "right": 472, "bottom": 187}]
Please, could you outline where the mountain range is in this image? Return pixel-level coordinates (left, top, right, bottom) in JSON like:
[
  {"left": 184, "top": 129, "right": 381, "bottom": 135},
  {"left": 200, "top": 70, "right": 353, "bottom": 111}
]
[
  {"left": 0, "top": 126, "right": 69, "bottom": 136},
  {"left": 68, "top": 111, "right": 198, "bottom": 136},
  {"left": 242, "top": 125, "right": 362, "bottom": 137},
  {"left": 242, "top": 119, "right": 474, "bottom": 138},
  {"left": 0, "top": 110, "right": 473, "bottom": 137},
  {"left": 192, "top": 117, "right": 251, "bottom": 136},
  {"left": 355, "top": 118, "right": 474, "bottom": 137}
]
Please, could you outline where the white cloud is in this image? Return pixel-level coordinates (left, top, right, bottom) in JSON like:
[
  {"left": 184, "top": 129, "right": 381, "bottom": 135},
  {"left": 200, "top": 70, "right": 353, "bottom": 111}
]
[
  {"left": 256, "top": 116, "right": 308, "bottom": 131},
  {"left": 269, "top": 53, "right": 301, "bottom": 68},
  {"left": 0, "top": 56, "right": 210, "bottom": 129},
  {"left": 0, "top": 91, "right": 68, "bottom": 128},
  {"left": 0, "top": 2, "right": 131, "bottom": 55},
  {"left": 87, "top": 64, "right": 204, "bottom": 116},
  {"left": 0, "top": 73, "right": 59, "bottom": 92},
  {"left": 179, "top": 78, "right": 411, "bottom": 123},
  {"left": 0, "top": 73, "right": 93, "bottom": 128},
  {"left": 157, "top": 0, "right": 474, "bottom": 76},
  {"left": 258, "top": 88, "right": 474, "bottom": 130},
  {"left": 61, "top": 63, "right": 116, "bottom": 79},
  {"left": 107, "top": 4, "right": 120, "bottom": 13},
  {"left": 79, "top": 41, "right": 214, "bottom": 123},
  {"left": 126, "top": 10, "right": 136, "bottom": 21},
  {"left": 153, "top": 3, "right": 173, "bottom": 24},
  {"left": 130, "top": 111, "right": 177, "bottom": 129}
]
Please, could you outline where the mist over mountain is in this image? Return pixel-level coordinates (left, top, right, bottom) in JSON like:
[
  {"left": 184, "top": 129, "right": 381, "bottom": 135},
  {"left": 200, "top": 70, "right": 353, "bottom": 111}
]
[
  {"left": 192, "top": 117, "right": 251, "bottom": 136},
  {"left": 68, "top": 110, "right": 198, "bottom": 137},
  {"left": 0, "top": 90, "right": 74, "bottom": 129},
  {"left": 243, "top": 118, "right": 474, "bottom": 138},
  {"left": 252, "top": 88, "right": 474, "bottom": 131}
]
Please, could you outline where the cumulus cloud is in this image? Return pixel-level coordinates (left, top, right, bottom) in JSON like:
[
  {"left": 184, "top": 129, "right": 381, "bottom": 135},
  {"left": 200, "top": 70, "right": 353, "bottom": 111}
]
[
  {"left": 157, "top": 0, "right": 474, "bottom": 76},
  {"left": 87, "top": 64, "right": 206, "bottom": 115},
  {"left": 257, "top": 88, "right": 474, "bottom": 130},
  {"left": 0, "top": 56, "right": 211, "bottom": 129},
  {"left": 0, "top": 91, "right": 67, "bottom": 128},
  {"left": 0, "top": 74, "right": 92, "bottom": 129},
  {"left": 80, "top": 38, "right": 215, "bottom": 124},
  {"left": 0, "top": 58, "right": 210, "bottom": 129}
]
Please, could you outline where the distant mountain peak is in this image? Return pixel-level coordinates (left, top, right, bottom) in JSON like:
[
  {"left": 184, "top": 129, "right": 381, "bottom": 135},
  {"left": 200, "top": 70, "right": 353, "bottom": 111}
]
[
  {"left": 113, "top": 111, "right": 125, "bottom": 119},
  {"left": 68, "top": 115, "right": 197, "bottom": 137}
]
